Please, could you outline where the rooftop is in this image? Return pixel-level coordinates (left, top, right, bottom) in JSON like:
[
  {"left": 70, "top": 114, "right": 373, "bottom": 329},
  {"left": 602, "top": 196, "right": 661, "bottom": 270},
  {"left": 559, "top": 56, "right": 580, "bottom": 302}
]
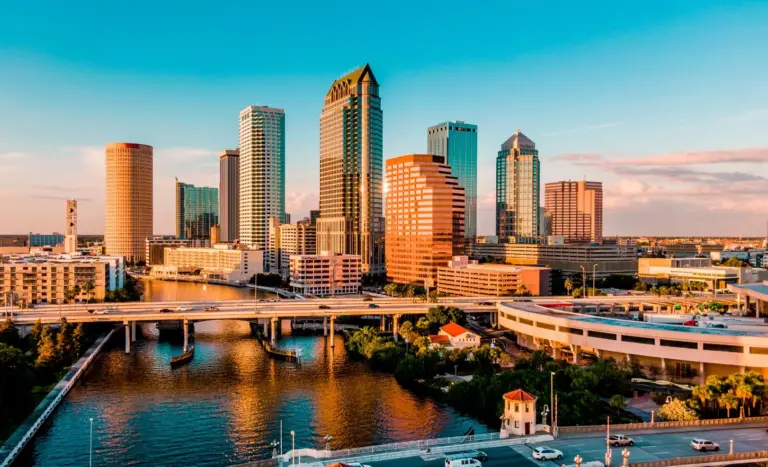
[
  {"left": 440, "top": 322, "right": 472, "bottom": 337},
  {"left": 503, "top": 389, "right": 536, "bottom": 401}
]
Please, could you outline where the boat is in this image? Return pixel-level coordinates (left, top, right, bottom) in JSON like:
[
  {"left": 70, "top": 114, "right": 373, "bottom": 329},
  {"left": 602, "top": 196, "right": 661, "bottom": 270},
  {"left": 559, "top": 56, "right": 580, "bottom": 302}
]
[{"left": 170, "top": 344, "right": 195, "bottom": 367}]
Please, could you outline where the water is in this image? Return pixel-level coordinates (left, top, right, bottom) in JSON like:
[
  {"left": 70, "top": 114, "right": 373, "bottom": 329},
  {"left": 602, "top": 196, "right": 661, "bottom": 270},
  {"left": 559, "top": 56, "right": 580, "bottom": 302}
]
[
  {"left": 139, "top": 278, "right": 273, "bottom": 302},
  {"left": 15, "top": 281, "right": 489, "bottom": 466}
]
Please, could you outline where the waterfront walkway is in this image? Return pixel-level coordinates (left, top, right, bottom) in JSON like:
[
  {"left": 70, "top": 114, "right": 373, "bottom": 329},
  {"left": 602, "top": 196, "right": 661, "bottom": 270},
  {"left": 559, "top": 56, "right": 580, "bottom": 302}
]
[{"left": 0, "top": 328, "right": 116, "bottom": 467}]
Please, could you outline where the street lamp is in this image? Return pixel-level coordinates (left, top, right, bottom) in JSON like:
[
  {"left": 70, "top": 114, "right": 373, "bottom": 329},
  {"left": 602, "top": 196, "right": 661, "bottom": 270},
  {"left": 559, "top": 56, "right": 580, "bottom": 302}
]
[
  {"left": 89, "top": 417, "right": 94, "bottom": 467},
  {"left": 270, "top": 440, "right": 279, "bottom": 458},
  {"left": 291, "top": 430, "right": 295, "bottom": 466},
  {"left": 592, "top": 264, "right": 598, "bottom": 297},
  {"left": 324, "top": 435, "right": 333, "bottom": 452},
  {"left": 579, "top": 265, "right": 586, "bottom": 297},
  {"left": 550, "top": 371, "right": 555, "bottom": 432}
]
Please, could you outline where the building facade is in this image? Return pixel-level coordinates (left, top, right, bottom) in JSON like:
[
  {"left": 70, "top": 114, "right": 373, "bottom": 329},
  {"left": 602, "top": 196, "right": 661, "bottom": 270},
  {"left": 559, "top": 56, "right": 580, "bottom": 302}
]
[
  {"left": 105, "top": 142, "right": 153, "bottom": 263},
  {"left": 385, "top": 154, "right": 465, "bottom": 286},
  {"left": 219, "top": 149, "right": 240, "bottom": 242},
  {"left": 269, "top": 220, "right": 317, "bottom": 278},
  {"left": 427, "top": 121, "right": 478, "bottom": 238},
  {"left": 545, "top": 181, "right": 603, "bottom": 244},
  {"left": 437, "top": 256, "right": 551, "bottom": 297},
  {"left": 161, "top": 245, "right": 263, "bottom": 283},
  {"left": 29, "top": 233, "right": 64, "bottom": 247},
  {"left": 317, "top": 64, "right": 385, "bottom": 274},
  {"left": 496, "top": 130, "right": 540, "bottom": 242},
  {"left": 175, "top": 179, "right": 218, "bottom": 240},
  {"left": 239, "top": 106, "right": 286, "bottom": 252},
  {"left": 144, "top": 236, "right": 209, "bottom": 266},
  {"left": 289, "top": 251, "right": 361, "bottom": 296},
  {"left": 65, "top": 200, "right": 78, "bottom": 253}
]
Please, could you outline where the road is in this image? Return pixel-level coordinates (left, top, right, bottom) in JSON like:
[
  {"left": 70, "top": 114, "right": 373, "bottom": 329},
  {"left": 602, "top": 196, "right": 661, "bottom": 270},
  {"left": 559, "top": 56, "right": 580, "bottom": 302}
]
[{"left": 366, "top": 427, "right": 768, "bottom": 467}]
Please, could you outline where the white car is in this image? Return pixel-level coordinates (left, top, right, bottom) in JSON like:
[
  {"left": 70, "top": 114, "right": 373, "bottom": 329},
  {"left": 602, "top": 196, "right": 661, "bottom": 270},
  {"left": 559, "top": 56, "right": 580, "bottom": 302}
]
[
  {"left": 176, "top": 306, "right": 191, "bottom": 312},
  {"left": 691, "top": 439, "right": 719, "bottom": 451},
  {"left": 346, "top": 464, "right": 372, "bottom": 467},
  {"left": 532, "top": 447, "right": 563, "bottom": 461},
  {"left": 92, "top": 309, "right": 108, "bottom": 315},
  {"left": 608, "top": 434, "right": 634, "bottom": 446}
]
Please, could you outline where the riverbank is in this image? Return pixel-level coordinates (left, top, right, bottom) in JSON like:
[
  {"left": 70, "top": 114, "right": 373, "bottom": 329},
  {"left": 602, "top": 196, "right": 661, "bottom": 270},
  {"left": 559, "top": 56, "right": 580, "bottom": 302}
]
[{"left": 0, "top": 328, "right": 116, "bottom": 466}]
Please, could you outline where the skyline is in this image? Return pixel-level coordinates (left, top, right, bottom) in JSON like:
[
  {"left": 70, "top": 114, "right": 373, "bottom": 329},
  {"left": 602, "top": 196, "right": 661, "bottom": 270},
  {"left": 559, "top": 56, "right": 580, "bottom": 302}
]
[{"left": 2, "top": 1, "right": 768, "bottom": 236}]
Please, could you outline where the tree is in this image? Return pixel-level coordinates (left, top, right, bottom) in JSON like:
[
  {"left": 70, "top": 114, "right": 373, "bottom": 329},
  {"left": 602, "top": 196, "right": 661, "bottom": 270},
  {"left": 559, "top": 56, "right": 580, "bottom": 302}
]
[
  {"left": 29, "top": 319, "right": 44, "bottom": 351},
  {"left": 56, "top": 319, "right": 74, "bottom": 363},
  {"left": 415, "top": 317, "right": 431, "bottom": 335},
  {"left": 446, "top": 307, "right": 467, "bottom": 326},
  {"left": 692, "top": 384, "right": 714, "bottom": 416},
  {"left": 405, "top": 286, "right": 416, "bottom": 302},
  {"left": 658, "top": 286, "right": 670, "bottom": 297},
  {"left": 35, "top": 326, "right": 60, "bottom": 369},
  {"left": 718, "top": 391, "right": 739, "bottom": 418},
  {"left": 0, "top": 343, "right": 33, "bottom": 411},
  {"left": 0, "top": 318, "right": 21, "bottom": 348},
  {"left": 609, "top": 394, "right": 627, "bottom": 414},
  {"left": 63, "top": 288, "right": 76, "bottom": 305},
  {"left": 723, "top": 257, "right": 749, "bottom": 268},
  {"left": 82, "top": 280, "right": 95, "bottom": 303},
  {"left": 564, "top": 280, "right": 574, "bottom": 296},
  {"left": 72, "top": 284, "right": 82, "bottom": 303},
  {"left": 514, "top": 284, "right": 531, "bottom": 297},
  {"left": 657, "top": 398, "right": 698, "bottom": 421},
  {"left": 649, "top": 286, "right": 660, "bottom": 297},
  {"left": 427, "top": 290, "right": 440, "bottom": 303},
  {"left": 633, "top": 282, "right": 648, "bottom": 292},
  {"left": 72, "top": 323, "right": 86, "bottom": 357},
  {"left": 383, "top": 284, "right": 400, "bottom": 297},
  {"left": 572, "top": 287, "right": 584, "bottom": 299},
  {"left": 398, "top": 320, "right": 418, "bottom": 345}
]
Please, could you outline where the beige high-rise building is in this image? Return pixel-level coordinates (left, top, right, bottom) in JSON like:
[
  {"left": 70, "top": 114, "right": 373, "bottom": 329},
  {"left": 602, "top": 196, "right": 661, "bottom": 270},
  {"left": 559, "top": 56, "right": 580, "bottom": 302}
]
[
  {"left": 385, "top": 154, "right": 465, "bottom": 286},
  {"left": 65, "top": 199, "right": 77, "bottom": 253},
  {"left": 105, "top": 142, "right": 153, "bottom": 263},
  {"left": 317, "top": 64, "right": 384, "bottom": 274},
  {"left": 545, "top": 180, "right": 603, "bottom": 244}
]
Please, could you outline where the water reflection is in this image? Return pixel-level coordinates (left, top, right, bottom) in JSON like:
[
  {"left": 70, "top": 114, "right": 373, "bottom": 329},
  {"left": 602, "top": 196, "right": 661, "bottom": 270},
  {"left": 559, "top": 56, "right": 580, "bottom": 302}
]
[
  {"left": 140, "top": 278, "right": 273, "bottom": 302},
  {"left": 19, "top": 320, "right": 488, "bottom": 466}
]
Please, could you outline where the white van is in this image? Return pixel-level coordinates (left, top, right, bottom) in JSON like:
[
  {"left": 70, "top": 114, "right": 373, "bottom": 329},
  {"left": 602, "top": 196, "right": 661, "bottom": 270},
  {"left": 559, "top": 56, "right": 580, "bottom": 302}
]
[{"left": 444, "top": 459, "right": 481, "bottom": 467}]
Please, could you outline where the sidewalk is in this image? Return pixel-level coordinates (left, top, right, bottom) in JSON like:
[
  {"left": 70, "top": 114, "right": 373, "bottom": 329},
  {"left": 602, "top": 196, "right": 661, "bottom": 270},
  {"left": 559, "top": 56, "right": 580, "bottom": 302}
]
[{"left": 557, "top": 420, "right": 768, "bottom": 439}]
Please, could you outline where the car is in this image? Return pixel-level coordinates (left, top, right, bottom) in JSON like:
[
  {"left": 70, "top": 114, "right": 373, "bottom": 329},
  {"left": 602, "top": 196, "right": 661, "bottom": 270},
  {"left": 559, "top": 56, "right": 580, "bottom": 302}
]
[
  {"left": 346, "top": 463, "right": 372, "bottom": 467},
  {"left": 444, "top": 458, "right": 482, "bottom": 467},
  {"left": 368, "top": 303, "right": 380, "bottom": 308},
  {"left": 532, "top": 447, "right": 563, "bottom": 461},
  {"left": 608, "top": 434, "right": 634, "bottom": 446},
  {"left": 204, "top": 306, "right": 220, "bottom": 312},
  {"left": 362, "top": 297, "right": 373, "bottom": 302},
  {"left": 92, "top": 309, "right": 108, "bottom": 315},
  {"left": 318, "top": 305, "right": 331, "bottom": 310},
  {"left": 177, "top": 306, "right": 190, "bottom": 312},
  {"left": 159, "top": 308, "right": 173, "bottom": 313},
  {"left": 87, "top": 309, "right": 96, "bottom": 314},
  {"left": 691, "top": 439, "right": 719, "bottom": 451},
  {"left": 444, "top": 450, "right": 488, "bottom": 462}
]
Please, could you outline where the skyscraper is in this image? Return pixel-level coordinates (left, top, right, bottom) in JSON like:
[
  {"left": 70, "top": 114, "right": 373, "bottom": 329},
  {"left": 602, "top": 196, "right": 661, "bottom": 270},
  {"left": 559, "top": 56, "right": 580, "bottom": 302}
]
[
  {"left": 105, "top": 142, "right": 153, "bottom": 263},
  {"left": 427, "top": 121, "right": 478, "bottom": 239},
  {"left": 175, "top": 179, "right": 218, "bottom": 240},
  {"left": 65, "top": 199, "right": 77, "bottom": 253},
  {"left": 317, "top": 64, "right": 384, "bottom": 274},
  {"left": 238, "top": 106, "right": 286, "bottom": 251},
  {"left": 385, "top": 154, "right": 465, "bottom": 286},
  {"left": 545, "top": 181, "right": 603, "bottom": 244},
  {"left": 219, "top": 149, "right": 240, "bottom": 242},
  {"left": 496, "top": 130, "right": 540, "bottom": 242}
]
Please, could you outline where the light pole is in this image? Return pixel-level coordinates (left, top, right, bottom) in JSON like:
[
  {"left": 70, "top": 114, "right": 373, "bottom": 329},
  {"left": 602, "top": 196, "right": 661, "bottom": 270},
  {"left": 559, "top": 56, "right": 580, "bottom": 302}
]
[
  {"left": 592, "top": 263, "right": 598, "bottom": 297},
  {"left": 605, "top": 416, "right": 611, "bottom": 467},
  {"left": 89, "top": 417, "right": 93, "bottom": 467},
  {"left": 324, "top": 435, "right": 332, "bottom": 452},
  {"left": 579, "top": 265, "right": 586, "bottom": 297},
  {"left": 550, "top": 371, "right": 555, "bottom": 433},
  {"left": 291, "top": 430, "right": 295, "bottom": 466}
]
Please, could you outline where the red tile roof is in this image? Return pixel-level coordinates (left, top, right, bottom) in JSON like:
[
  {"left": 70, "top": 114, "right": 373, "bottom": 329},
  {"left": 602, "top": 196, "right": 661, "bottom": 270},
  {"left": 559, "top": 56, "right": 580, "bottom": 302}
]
[
  {"left": 429, "top": 335, "right": 451, "bottom": 344},
  {"left": 503, "top": 389, "right": 537, "bottom": 402},
  {"left": 440, "top": 322, "right": 472, "bottom": 337}
]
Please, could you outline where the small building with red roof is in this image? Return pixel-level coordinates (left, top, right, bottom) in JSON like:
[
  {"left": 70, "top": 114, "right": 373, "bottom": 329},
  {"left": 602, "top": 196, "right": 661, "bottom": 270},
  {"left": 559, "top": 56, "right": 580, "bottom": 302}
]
[
  {"left": 500, "top": 389, "right": 538, "bottom": 437},
  {"left": 431, "top": 322, "right": 481, "bottom": 349}
]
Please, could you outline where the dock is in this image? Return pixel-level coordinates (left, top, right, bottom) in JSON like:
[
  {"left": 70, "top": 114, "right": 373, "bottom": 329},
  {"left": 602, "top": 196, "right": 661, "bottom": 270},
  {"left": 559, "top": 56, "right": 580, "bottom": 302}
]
[{"left": 254, "top": 331, "right": 298, "bottom": 362}]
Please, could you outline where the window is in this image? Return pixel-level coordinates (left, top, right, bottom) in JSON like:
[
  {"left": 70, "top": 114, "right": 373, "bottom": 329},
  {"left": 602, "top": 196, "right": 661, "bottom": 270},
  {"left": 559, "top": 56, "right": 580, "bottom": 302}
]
[
  {"left": 519, "top": 318, "right": 533, "bottom": 326},
  {"left": 588, "top": 330, "right": 617, "bottom": 340},
  {"left": 514, "top": 421, "right": 519, "bottom": 429},
  {"left": 562, "top": 327, "right": 583, "bottom": 335},
  {"left": 703, "top": 343, "right": 743, "bottom": 353},
  {"left": 750, "top": 347, "right": 768, "bottom": 355},
  {"left": 515, "top": 403, "right": 519, "bottom": 412},
  {"left": 525, "top": 404, "right": 530, "bottom": 413},
  {"left": 622, "top": 335, "right": 655, "bottom": 345},
  {"left": 660, "top": 339, "right": 698, "bottom": 349},
  {"left": 536, "top": 322, "right": 556, "bottom": 331}
]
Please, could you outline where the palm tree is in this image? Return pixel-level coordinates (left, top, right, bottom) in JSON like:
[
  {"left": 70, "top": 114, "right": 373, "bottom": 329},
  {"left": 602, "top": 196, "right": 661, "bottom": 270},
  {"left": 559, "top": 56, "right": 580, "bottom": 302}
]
[
  {"left": 564, "top": 280, "right": 573, "bottom": 296},
  {"left": 82, "top": 280, "right": 95, "bottom": 304},
  {"left": 718, "top": 391, "right": 739, "bottom": 419},
  {"left": 692, "top": 384, "right": 714, "bottom": 416},
  {"left": 63, "top": 288, "right": 75, "bottom": 305}
]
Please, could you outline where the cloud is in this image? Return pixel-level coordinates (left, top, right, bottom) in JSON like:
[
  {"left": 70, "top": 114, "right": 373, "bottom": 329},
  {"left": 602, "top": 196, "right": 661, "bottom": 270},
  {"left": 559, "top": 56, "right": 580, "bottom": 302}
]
[
  {"left": 0, "top": 152, "right": 29, "bottom": 161},
  {"left": 544, "top": 122, "right": 621, "bottom": 137},
  {"left": 722, "top": 108, "right": 768, "bottom": 122},
  {"left": 561, "top": 146, "right": 768, "bottom": 167},
  {"left": 286, "top": 191, "right": 318, "bottom": 220},
  {"left": 157, "top": 147, "right": 218, "bottom": 162},
  {"left": 550, "top": 153, "right": 605, "bottom": 162}
]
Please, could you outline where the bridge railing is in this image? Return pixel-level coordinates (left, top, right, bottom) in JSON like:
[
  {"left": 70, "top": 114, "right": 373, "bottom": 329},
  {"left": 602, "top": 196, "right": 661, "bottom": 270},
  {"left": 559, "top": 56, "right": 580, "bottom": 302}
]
[
  {"left": 559, "top": 415, "right": 768, "bottom": 434},
  {"left": 629, "top": 450, "right": 768, "bottom": 467}
]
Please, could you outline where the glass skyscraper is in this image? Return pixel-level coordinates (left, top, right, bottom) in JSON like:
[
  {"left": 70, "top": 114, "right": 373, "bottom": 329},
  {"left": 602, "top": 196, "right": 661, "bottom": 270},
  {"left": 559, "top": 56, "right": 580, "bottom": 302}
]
[
  {"left": 496, "top": 130, "right": 540, "bottom": 242},
  {"left": 427, "top": 121, "right": 477, "bottom": 239},
  {"left": 175, "top": 179, "right": 219, "bottom": 240}
]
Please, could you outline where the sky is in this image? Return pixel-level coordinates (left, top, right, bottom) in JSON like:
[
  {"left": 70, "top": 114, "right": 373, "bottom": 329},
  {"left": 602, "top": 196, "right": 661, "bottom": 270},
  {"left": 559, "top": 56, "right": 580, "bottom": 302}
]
[{"left": 1, "top": 0, "right": 767, "bottom": 237}]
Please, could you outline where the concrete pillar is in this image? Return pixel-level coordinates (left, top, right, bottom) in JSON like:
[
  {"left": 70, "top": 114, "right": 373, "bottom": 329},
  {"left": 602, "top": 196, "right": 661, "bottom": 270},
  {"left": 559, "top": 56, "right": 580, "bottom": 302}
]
[
  {"left": 270, "top": 318, "right": 277, "bottom": 346},
  {"left": 740, "top": 366, "right": 746, "bottom": 374},
  {"left": 183, "top": 319, "right": 189, "bottom": 352},
  {"left": 330, "top": 316, "right": 335, "bottom": 348},
  {"left": 553, "top": 347, "right": 560, "bottom": 360},
  {"left": 626, "top": 353, "right": 631, "bottom": 363},
  {"left": 131, "top": 321, "right": 136, "bottom": 342},
  {"left": 570, "top": 344, "right": 579, "bottom": 364},
  {"left": 124, "top": 321, "right": 130, "bottom": 354},
  {"left": 263, "top": 318, "right": 268, "bottom": 336},
  {"left": 661, "top": 357, "right": 666, "bottom": 375},
  {"left": 699, "top": 361, "right": 706, "bottom": 385},
  {"left": 323, "top": 316, "right": 328, "bottom": 336},
  {"left": 380, "top": 315, "right": 386, "bottom": 332},
  {"left": 393, "top": 315, "right": 399, "bottom": 342}
]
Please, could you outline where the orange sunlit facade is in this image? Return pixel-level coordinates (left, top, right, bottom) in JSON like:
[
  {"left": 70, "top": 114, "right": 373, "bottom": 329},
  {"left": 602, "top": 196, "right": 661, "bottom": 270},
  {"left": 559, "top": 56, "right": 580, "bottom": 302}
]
[
  {"left": 545, "top": 180, "right": 603, "bottom": 244},
  {"left": 385, "top": 154, "right": 465, "bottom": 286}
]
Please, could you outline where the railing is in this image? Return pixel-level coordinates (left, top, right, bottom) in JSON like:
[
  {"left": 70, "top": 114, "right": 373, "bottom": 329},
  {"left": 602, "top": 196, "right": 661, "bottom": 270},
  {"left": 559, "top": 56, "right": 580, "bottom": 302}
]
[
  {"left": 630, "top": 450, "right": 768, "bottom": 467},
  {"left": 0, "top": 328, "right": 117, "bottom": 467},
  {"left": 559, "top": 415, "right": 768, "bottom": 433}
]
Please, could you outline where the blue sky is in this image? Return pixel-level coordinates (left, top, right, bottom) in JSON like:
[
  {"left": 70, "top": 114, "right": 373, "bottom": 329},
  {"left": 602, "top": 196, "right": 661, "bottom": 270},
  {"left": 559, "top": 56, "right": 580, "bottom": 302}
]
[{"left": 1, "top": 0, "right": 767, "bottom": 236}]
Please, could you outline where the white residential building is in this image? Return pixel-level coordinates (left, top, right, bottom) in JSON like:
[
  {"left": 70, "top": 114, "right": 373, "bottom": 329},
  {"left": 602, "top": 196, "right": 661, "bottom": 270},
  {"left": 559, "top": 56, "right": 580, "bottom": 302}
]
[
  {"left": 161, "top": 244, "right": 263, "bottom": 283},
  {"left": 289, "top": 251, "right": 361, "bottom": 296}
]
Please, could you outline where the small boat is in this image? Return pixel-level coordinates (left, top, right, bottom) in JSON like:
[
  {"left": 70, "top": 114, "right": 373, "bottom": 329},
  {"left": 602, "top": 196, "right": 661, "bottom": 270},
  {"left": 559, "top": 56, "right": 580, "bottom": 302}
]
[{"left": 171, "top": 344, "right": 195, "bottom": 367}]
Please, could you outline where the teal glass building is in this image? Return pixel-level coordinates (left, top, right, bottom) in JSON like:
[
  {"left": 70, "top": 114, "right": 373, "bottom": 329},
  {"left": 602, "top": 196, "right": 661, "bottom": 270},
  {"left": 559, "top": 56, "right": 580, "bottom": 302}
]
[
  {"left": 427, "top": 121, "right": 478, "bottom": 238},
  {"left": 175, "top": 179, "right": 219, "bottom": 240},
  {"left": 496, "top": 130, "right": 540, "bottom": 242}
]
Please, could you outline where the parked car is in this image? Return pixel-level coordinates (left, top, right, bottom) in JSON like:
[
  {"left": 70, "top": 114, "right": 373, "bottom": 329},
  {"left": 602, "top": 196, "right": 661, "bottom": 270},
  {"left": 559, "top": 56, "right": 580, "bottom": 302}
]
[
  {"left": 177, "top": 306, "right": 191, "bottom": 312},
  {"left": 444, "top": 457, "right": 482, "bottom": 467},
  {"left": 368, "top": 303, "right": 380, "bottom": 308},
  {"left": 532, "top": 447, "right": 563, "bottom": 461},
  {"left": 444, "top": 450, "right": 488, "bottom": 462},
  {"left": 608, "top": 434, "right": 634, "bottom": 446},
  {"left": 318, "top": 305, "right": 331, "bottom": 310},
  {"left": 204, "top": 306, "right": 220, "bottom": 312},
  {"left": 92, "top": 309, "right": 108, "bottom": 315},
  {"left": 691, "top": 439, "right": 719, "bottom": 451},
  {"left": 159, "top": 308, "right": 173, "bottom": 313}
]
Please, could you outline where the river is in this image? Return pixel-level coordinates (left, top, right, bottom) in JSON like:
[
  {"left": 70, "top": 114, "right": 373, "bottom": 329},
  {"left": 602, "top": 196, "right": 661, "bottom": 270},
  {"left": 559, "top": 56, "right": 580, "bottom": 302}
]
[{"left": 15, "top": 280, "right": 489, "bottom": 466}]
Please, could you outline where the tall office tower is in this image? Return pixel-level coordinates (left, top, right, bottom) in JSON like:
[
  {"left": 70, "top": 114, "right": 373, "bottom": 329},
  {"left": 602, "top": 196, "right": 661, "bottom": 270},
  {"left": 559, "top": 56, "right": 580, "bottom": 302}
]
[
  {"left": 427, "top": 121, "right": 478, "bottom": 239},
  {"left": 496, "top": 130, "right": 540, "bottom": 242},
  {"left": 317, "top": 64, "right": 384, "bottom": 274},
  {"left": 105, "top": 142, "right": 153, "bottom": 263},
  {"left": 539, "top": 207, "right": 552, "bottom": 238},
  {"left": 267, "top": 216, "right": 283, "bottom": 274},
  {"left": 175, "top": 179, "right": 218, "bottom": 240},
  {"left": 545, "top": 180, "right": 603, "bottom": 244},
  {"left": 309, "top": 209, "right": 320, "bottom": 225},
  {"left": 385, "top": 154, "right": 465, "bottom": 286},
  {"left": 239, "top": 106, "right": 286, "bottom": 252},
  {"left": 219, "top": 149, "right": 240, "bottom": 242},
  {"left": 65, "top": 199, "right": 77, "bottom": 253}
]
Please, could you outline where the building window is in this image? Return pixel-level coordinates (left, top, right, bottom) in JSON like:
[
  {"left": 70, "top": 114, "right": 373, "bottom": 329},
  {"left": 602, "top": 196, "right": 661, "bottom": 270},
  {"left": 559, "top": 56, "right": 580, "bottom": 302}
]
[
  {"left": 703, "top": 343, "right": 743, "bottom": 353},
  {"left": 587, "top": 330, "right": 617, "bottom": 340},
  {"left": 525, "top": 404, "right": 529, "bottom": 413},
  {"left": 622, "top": 335, "right": 655, "bottom": 345},
  {"left": 515, "top": 403, "right": 519, "bottom": 412},
  {"left": 660, "top": 339, "right": 698, "bottom": 349},
  {"left": 514, "top": 421, "right": 519, "bottom": 429}
]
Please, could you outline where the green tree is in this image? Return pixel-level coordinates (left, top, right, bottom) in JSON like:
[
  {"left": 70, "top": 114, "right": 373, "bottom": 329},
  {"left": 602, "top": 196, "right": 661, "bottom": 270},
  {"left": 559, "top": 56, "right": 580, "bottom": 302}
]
[
  {"left": 446, "top": 307, "right": 467, "bottom": 326},
  {"left": 415, "top": 317, "right": 431, "bottom": 335},
  {"left": 723, "top": 257, "right": 749, "bottom": 267},
  {"left": 564, "top": 280, "right": 574, "bottom": 296},
  {"left": 515, "top": 284, "right": 531, "bottom": 297},
  {"left": 692, "top": 384, "right": 714, "bottom": 416},
  {"left": 0, "top": 318, "right": 21, "bottom": 348},
  {"left": 0, "top": 343, "right": 33, "bottom": 412},
  {"left": 72, "top": 323, "right": 86, "bottom": 357},
  {"left": 609, "top": 394, "right": 627, "bottom": 414},
  {"left": 658, "top": 398, "right": 698, "bottom": 421},
  {"left": 398, "top": 320, "right": 418, "bottom": 345},
  {"left": 572, "top": 287, "right": 584, "bottom": 298},
  {"left": 35, "top": 326, "right": 60, "bottom": 369},
  {"left": 63, "top": 288, "right": 76, "bottom": 305},
  {"left": 383, "top": 283, "right": 400, "bottom": 297},
  {"left": 56, "top": 319, "right": 74, "bottom": 363},
  {"left": 82, "top": 280, "right": 95, "bottom": 303},
  {"left": 718, "top": 391, "right": 739, "bottom": 418},
  {"left": 649, "top": 286, "right": 660, "bottom": 296}
]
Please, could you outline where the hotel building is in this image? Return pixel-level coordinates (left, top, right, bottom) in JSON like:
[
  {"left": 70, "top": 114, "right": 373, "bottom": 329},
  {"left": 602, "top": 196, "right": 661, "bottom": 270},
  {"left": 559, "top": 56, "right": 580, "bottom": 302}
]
[
  {"left": 496, "top": 130, "right": 540, "bottom": 242},
  {"left": 545, "top": 181, "right": 603, "bottom": 244},
  {"left": 159, "top": 244, "right": 263, "bottom": 283},
  {"left": 144, "top": 236, "right": 209, "bottom": 266},
  {"left": 175, "top": 179, "right": 218, "bottom": 240},
  {"left": 105, "top": 142, "right": 153, "bottom": 263},
  {"left": 289, "top": 251, "right": 361, "bottom": 296},
  {"left": 219, "top": 149, "right": 240, "bottom": 242},
  {"left": 268, "top": 219, "right": 316, "bottom": 278},
  {"left": 427, "top": 121, "right": 478, "bottom": 238},
  {"left": 239, "top": 106, "right": 286, "bottom": 252},
  {"left": 317, "top": 64, "right": 385, "bottom": 274},
  {"left": 437, "top": 256, "right": 551, "bottom": 297},
  {"left": 385, "top": 154, "right": 465, "bottom": 286}
]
